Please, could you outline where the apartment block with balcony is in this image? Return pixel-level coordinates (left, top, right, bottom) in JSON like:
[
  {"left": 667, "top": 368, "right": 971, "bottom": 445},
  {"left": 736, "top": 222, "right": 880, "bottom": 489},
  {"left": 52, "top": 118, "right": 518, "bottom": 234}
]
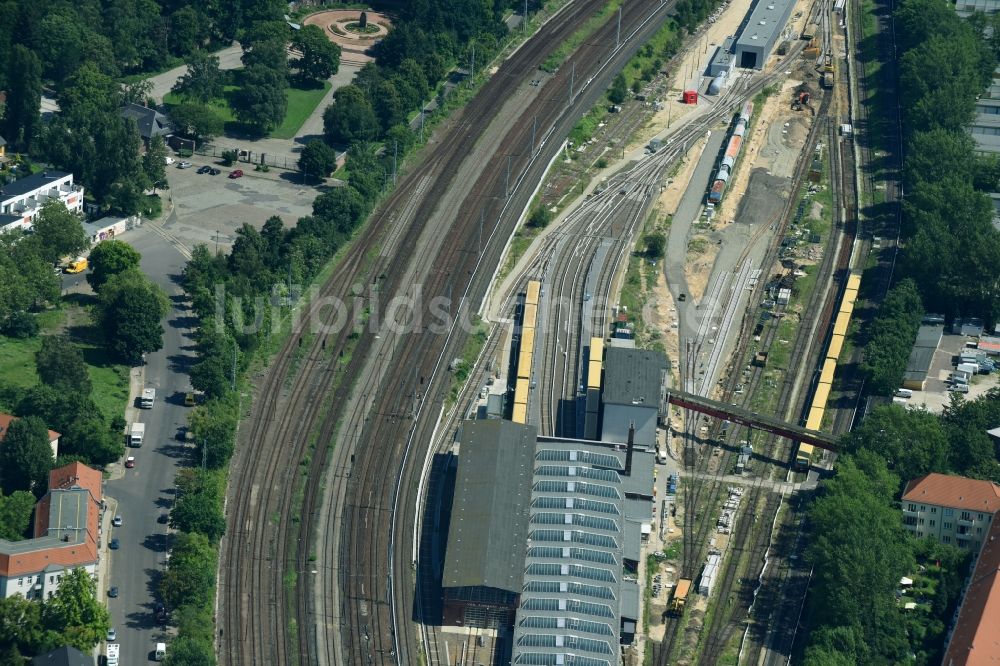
[
  {"left": 0, "top": 462, "right": 103, "bottom": 600},
  {"left": 901, "top": 473, "right": 1000, "bottom": 552},
  {"left": 0, "top": 171, "right": 84, "bottom": 234}
]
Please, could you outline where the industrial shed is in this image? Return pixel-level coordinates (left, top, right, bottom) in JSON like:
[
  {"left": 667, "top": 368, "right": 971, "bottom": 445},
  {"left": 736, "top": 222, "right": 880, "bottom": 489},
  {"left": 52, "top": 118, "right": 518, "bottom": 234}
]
[
  {"left": 902, "top": 324, "right": 943, "bottom": 390},
  {"left": 733, "top": 0, "right": 796, "bottom": 69},
  {"left": 601, "top": 348, "right": 669, "bottom": 447}
]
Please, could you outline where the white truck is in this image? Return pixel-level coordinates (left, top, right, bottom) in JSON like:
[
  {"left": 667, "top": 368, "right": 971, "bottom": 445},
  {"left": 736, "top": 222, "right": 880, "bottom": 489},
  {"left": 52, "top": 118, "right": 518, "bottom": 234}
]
[
  {"left": 155, "top": 642, "right": 167, "bottom": 661},
  {"left": 129, "top": 422, "right": 145, "bottom": 448},
  {"left": 106, "top": 643, "right": 119, "bottom": 666},
  {"left": 141, "top": 388, "right": 156, "bottom": 409}
]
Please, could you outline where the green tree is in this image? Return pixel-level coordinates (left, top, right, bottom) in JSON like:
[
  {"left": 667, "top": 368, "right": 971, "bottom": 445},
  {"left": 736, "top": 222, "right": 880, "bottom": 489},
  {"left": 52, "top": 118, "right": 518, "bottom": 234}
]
[
  {"left": 189, "top": 333, "right": 238, "bottom": 400},
  {"left": 322, "top": 85, "right": 379, "bottom": 145},
  {"left": 232, "top": 65, "right": 287, "bottom": 133},
  {"left": 608, "top": 73, "right": 628, "bottom": 105},
  {"left": 159, "top": 532, "right": 217, "bottom": 609},
  {"left": 60, "top": 415, "right": 123, "bottom": 467},
  {"left": 96, "top": 269, "right": 170, "bottom": 364},
  {"left": 87, "top": 240, "right": 142, "bottom": 292},
  {"left": 859, "top": 279, "right": 923, "bottom": 395},
  {"left": 40, "top": 568, "right": 110, "bottom": 652},
  {"left": 30, "top": 202, "right": 88, "bottom": 265},
  {"left": 643, "top": 233, "right": 666, "bottom": 259},
  {"left": 169, "top": 103, "right": 224, "bottom": 144},
  {"left": 298, "top": 140, "right": 337, "bottom": 181},
  {"left": 169, "top": 6, "right": 210, "bottom": 57},
  {"left": 842, "top": 405, "right": 949, "bottom": 486},
  {"left": 143, "top": 135, "right": 168, "bottom": 189},
  {"left": 0, "top": 416, "right": 53, "bottom": 495},
  {"left": 172, "top": 50, "right": 224, "bottom": 104},
  {"left": 1, "top": 45, "right": 42, "bottom": 151},
  {"left": 0, "top": 490, "right": 37, "bottom": 541},
  {"left": 56, "top": 62, "right": 119, "bottom": 126},
  {"left": 527, "top": 207, "right": 552, "bottom": 229},
  {"left": 35, "top": 336, "right": 92, "bottom": 394},
  {"left": 121, "top": 79, "right": 154, "bottom": 107},
  {"left": 190, "top": 398, "right": 237, "bottom": 469},
  {"left": 0, "top": 594, "right": 52, "bottom": 658},
  {"left": 292, "top": 24, "right": 341, "bottom": 83},
  {"left": 171, "top": 469, "right": 225, "bottom": 542},
  {"left": 162, "top": 635, "right": 216, "bottom": 666}
]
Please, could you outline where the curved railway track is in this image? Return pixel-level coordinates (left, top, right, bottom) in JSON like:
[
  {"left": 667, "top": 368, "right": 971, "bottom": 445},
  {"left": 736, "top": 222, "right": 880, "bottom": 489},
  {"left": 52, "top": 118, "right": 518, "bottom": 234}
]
[{"left": 218, "top": 2, "right": 622, "bottom": 664}]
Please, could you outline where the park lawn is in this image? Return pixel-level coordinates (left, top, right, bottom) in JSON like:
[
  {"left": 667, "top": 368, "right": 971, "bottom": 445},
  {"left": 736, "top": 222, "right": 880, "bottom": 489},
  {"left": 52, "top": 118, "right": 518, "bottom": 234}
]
[
  {"left": 164, "top": 81, "right": 330, "bottom": 140},
  {"left": 163, "top": 85, "right": 239, "bottom": 123},
  {"left": 0, "top": 305, "right": 129, "bottom": 424},
  {"left": 271, "top": 81, "right": 333, "bottom": 139}
]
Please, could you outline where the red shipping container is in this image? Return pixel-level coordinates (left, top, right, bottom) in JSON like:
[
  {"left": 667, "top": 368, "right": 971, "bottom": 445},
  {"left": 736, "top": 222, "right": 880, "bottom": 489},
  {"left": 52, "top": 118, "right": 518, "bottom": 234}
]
[{"left": 683, "top": 90, "right": 698, "bottom": 104}]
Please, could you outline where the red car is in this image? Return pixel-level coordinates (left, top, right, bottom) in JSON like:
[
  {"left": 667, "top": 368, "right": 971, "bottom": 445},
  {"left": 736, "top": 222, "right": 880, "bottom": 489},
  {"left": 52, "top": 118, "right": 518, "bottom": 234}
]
[
  {"left": 125, "top": 456, "right": 136, "bottom": 468},
  {"left": 229, "top": 169, "right": 244, "bottom": 179}
]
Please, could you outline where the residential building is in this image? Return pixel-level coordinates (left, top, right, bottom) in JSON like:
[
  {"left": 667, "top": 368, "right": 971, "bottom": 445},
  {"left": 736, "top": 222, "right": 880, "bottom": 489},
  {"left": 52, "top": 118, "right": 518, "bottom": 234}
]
[
  {"left": 0, "top": 171, "right": 84, "bottom": 234},
  {"left": 0, "top": 413, "right": 60, "bottom": 459},
  {"left": 32, "top": 645, "right": 94, "bottom": 666},
  {"left": 942, "top": 510, "right": 1000, "bottom": 666},
  {"left": 0, "top": 135, "right": 6, "bottom": 161},
  {"left": 442, "top": 419, "right": 653, "bottom": 663},
  {"left": 0, "top": 462, "right": 103, "bottom": 600},
  {"left": 120, "top": 103, "right": 172, "bottom": 146},
  {"left": 901, "top": 473, "right": 1000, "bottom": 552}
]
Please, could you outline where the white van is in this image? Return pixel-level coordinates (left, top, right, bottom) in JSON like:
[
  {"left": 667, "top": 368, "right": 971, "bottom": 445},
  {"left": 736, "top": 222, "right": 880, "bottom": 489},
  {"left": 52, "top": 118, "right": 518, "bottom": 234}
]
[
  {"left": 140, "top": 388, "right": 156, "bottom": 409},
  {"left": 894, "top": 388, "right": 913, "bottom": 399},
  {"left": 129, "top": 422, "right": 145, "bottom": 447},
  {"left": 106, "top": 643, "right": 119, "bottom": 666},
  {"left": 155, "top": 642, "right": 166, "bottom": 661}
]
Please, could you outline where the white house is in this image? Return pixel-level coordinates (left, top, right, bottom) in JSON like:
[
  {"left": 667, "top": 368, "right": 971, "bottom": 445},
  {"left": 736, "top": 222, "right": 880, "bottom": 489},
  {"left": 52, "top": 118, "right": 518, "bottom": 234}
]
[{"left": 0, "top": 171, "right": 84, "bottom": 234}]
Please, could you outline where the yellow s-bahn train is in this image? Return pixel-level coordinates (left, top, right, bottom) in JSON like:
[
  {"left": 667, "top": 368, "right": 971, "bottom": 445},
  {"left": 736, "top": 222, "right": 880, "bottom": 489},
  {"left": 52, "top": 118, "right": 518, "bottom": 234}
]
[
  {"left": 512, "top": 280, "right": 542, "bottom": 424},
  {"left": 797, "top": 273, "right": 861, "bottom": 469}
]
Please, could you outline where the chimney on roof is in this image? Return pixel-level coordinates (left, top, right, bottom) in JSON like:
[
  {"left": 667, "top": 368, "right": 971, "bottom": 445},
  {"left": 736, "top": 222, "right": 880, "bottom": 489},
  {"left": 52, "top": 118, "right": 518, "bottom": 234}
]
[{"left": 625, "top": 422, "right": 635, "bottom": 476}]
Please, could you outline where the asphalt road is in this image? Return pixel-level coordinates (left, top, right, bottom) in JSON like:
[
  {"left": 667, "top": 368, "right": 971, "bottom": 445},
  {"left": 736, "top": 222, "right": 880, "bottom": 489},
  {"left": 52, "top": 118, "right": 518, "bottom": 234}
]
[{"left": 98, "top": 229, "right": 194, "bottom": 665}]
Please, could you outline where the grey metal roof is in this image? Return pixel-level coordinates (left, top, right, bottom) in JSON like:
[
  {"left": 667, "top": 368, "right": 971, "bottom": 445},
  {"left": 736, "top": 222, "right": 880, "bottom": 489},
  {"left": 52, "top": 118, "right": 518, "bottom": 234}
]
[
  {"left": 512, "top": 436, "right": 650, "bottom": 666},
  {"left": 623, "top": 522, "right": 641, "bottom": 563},
  {"left": 32, "top": 646, "right": 93, "bottom": 666},
  {"left": 442, "top": 420, "right": 536, "bottom": 593},
  {"left": 0, "top": 171, "right": 73, "bottom": 201},
  {"left": 914, "top": 324, "right": 943, "bottom": 349},
  {"left": 620, "top": 581, "right": 641, "bottom": 622},
  {"left": 602, "top": 347, "right": 668, "bottom": 408},
  {"left": 120, "top": 103, "right": 172, "bottom": 140},
  {"left": 0, "top": 488, "right": 92, "bottom": 558},
  {"left": 903, "top": 347, "right": 936, "bottom": 382},
  {"left": 622, "top": 449, "right": 655, "bottom": 500},
  {"left": 625, "top": 498, "right": 653, "bottom": 523},
  {"left": 734, "top": 0, "right": 795, "bottom": 53},
  {"left": 601, "top": 403, "right": 657, "bottom": 448}
]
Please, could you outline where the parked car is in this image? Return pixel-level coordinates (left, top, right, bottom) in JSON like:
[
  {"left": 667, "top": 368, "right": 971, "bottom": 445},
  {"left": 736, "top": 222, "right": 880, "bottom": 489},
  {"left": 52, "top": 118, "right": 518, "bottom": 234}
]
[
  {"left": 184, "top": 392, "right": 196, "bottom": 406},
  {"left": 158, "top": 513, "right": 169, "bottom": 525},
  {"left": 177, "top": 161, "right": 193, "bottom": 169},
  {"left": 209, "top": 168, "right": 221, "bottom": 175},
  {"left": 229, "top": 169, "right": 243, "bottom": 179},
  {"left": 109, "top": 538, "right": 120, "bottom": 550},
  {"left": 112, "top": 515, "right": 122, "bottom": 527},
  {"left": 108, "top": 586, "right": 119, "bottom": 598},
  {"left": 107, "top": 628, "right": 117, "bottom": 641},
  {"left": 125, "top": 456, "right": 135, "bottom": 468},
  {"left": 197, "top": 165, "right": 212, "bottom": 174},
  {"left": 164, "top": 156, "right": 175, "bottom": 165}
]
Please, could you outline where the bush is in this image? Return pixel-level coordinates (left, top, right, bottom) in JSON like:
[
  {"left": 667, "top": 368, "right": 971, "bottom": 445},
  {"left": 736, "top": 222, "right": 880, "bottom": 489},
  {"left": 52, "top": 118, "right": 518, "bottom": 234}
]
[
  {"left": 2, "top": 311, "right": 39, "bottom": 339},
  {"left": 528, "top": 207, "right": 552, "bottom": 229},
  {"left": 595, "top": 157, "right": 608, "bottom": 169},
  {"left": 177, "top": 148, "right": 194, "bottom": 158},
  {"left": 221, "top": 150, "right": 238, "bottom": 166}
]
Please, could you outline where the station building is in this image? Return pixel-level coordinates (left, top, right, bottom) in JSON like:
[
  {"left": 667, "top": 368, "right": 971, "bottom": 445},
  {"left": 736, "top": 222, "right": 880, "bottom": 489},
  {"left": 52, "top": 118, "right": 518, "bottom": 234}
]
[
  {"left": 732, "top": 0, "right": 796, "bottom": 69},
  {"left": 441, "top": 419, "right": 655, "bottom": 664}
]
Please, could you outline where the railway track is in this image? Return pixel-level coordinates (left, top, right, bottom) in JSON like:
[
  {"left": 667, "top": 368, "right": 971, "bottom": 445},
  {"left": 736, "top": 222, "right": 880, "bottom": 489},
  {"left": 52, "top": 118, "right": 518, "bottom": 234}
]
[
  {"left": 329, "top": 3, "right": 682, "bottom": 665},
  {"left": 217, "top": 2, "right": 624, "bottom": 664}
]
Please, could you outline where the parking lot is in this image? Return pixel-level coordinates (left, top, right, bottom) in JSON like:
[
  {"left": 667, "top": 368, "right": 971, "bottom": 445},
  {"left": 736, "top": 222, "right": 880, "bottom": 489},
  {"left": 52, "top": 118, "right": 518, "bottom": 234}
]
[
  {"left": 161, "top": 154, "right": 319, "bottom": 254},
  {"left": 907, "top": 333, "right": 999, "bottom": 413}
]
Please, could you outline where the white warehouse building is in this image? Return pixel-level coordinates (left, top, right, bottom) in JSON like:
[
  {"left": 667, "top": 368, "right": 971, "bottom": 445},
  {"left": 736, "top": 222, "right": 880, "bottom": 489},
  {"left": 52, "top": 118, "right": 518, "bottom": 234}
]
[{"left": 733, "top": 0, "right": 796, "bottom": 69}]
